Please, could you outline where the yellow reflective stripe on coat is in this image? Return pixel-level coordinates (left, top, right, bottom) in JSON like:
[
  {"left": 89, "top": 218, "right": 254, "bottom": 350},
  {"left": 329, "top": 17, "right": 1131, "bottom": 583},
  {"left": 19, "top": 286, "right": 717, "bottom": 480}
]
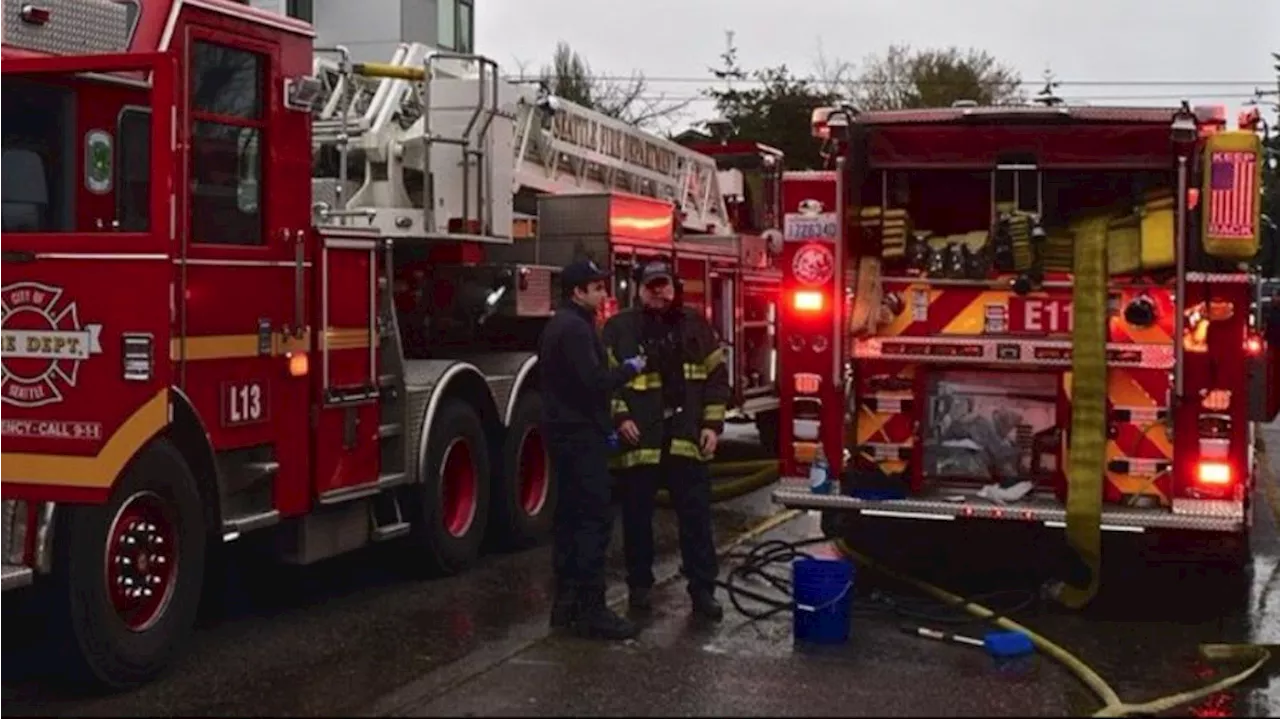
[
  {"left": 702, "top": 403, "right": 726, "bottom": 422},
  {"left": 611, "top": 448, "right": 662, "bottom": 469},
  {"left": 703, "top": 347, "right": 725, "bottom": 373},
  {"left": 669, "top": 438, "right": 711, "bottom": 462},
  {"left": 611, "top": 398, "right": 630, "bottom": 416},
  {"left": 627, "top": 372, "right": 662, "bottom": 391},
  {"left": 682, "top": 363, "right": 707, "bottom": 380}
]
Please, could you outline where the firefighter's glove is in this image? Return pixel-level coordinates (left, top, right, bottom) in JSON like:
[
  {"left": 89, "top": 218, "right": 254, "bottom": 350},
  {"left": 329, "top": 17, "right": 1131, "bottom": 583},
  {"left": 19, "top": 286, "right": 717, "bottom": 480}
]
[{"left": 623, "top": 355, "right": 647, "bottom": 373}]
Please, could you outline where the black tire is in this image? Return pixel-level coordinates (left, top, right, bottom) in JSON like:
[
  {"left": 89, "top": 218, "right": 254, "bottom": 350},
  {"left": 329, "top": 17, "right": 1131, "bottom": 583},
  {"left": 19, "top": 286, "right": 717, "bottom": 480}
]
[
  {"left": 52, "top": 439, "right": 207, "bottom": 691},
  {"left": 410, "top": 398, "right": 492, "bottom": 574},
  {"left": 493, "top": 391, "right": 557, "bottom": 549},
  {"left": 755, "top": 409, "right": 780, "bottom": 456}
]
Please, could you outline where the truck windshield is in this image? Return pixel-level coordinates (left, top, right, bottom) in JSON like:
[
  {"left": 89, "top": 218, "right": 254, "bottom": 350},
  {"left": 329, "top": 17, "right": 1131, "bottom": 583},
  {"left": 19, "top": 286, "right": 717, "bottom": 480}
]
[{"left": 2, "top": 79, "right": 74, "bottom": 232}]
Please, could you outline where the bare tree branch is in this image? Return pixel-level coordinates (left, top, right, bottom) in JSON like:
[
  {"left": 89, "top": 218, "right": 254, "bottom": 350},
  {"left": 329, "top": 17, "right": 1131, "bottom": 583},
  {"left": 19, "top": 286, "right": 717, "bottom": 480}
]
[{"left": 539, "top": 41, "right": 690, "bottom": 129}]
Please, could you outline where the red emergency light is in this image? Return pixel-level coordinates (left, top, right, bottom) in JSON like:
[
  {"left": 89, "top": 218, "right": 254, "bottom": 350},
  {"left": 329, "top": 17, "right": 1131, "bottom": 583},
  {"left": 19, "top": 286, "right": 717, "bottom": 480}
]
[
  {"left": 1195, "top": 461, "right": 1232, "bottom": 486},
  {"left": 1244, "top": 334, "right": 1263, "bottom": 356},
  {"left": 793, "top": 290, "right": 825, "bottom": 312}
]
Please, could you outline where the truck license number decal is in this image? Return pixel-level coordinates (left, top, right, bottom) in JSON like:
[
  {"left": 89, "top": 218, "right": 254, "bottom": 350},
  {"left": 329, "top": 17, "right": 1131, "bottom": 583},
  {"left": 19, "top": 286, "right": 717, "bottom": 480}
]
[
  {"left": 783, "top": 213, "right": 839, "bottom": 243},
  {"left": 1, "top": 282, "right": 105, "bottom": 408},
  {"left": 223, "top": 381, "right": 268, "bottom": 426},
  {"left": 1009, "top": 298, "right": 1074, "bottom": 334}
]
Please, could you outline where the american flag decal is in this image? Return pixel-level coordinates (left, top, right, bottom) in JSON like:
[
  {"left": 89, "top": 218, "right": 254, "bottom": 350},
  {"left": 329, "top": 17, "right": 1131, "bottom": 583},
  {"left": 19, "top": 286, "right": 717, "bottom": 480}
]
[{"left": 1206, "top": 150, "right": 1258, "bottom": 239}]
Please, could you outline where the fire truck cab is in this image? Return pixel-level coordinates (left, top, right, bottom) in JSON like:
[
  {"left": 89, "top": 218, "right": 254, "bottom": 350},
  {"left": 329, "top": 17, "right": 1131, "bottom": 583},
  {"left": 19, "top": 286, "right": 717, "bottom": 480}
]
[
  {"left": 0, "top": 0, "right": 781, "bottom": 688},
  {"left": 771, "top": 102, "right": 1274, "bottom": 577}
]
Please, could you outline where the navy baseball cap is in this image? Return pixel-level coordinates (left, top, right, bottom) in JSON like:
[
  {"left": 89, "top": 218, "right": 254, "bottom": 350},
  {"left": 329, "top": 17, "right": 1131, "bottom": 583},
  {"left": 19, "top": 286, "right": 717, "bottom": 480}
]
[
  {"left": 561, "top": 258, "right": 610, "bottom": 289},
  {"left": 638, "top": 260, "right": 674, "bottom": 286}
]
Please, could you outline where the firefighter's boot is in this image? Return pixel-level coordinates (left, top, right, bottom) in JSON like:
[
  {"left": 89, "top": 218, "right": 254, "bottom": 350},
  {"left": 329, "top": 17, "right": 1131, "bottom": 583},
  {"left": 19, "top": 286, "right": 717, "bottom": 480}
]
[
  {"left": 573, "top": 594, "right": 640, "bottom": 640},
  {"left": 690, "top": 589, "right": 724, "bottom": 623},
  {"left": 628, "top": 586, "right": 653, "bottom": 614}
]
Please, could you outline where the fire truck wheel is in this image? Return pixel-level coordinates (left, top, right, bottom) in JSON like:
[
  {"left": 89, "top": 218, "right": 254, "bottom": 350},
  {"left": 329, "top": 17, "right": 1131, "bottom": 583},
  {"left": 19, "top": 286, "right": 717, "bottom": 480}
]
[
  {"left": 53, "top": 439, "right": 206, "bottom": 691},
  {"left": 494, "top": 391, "right": 556, "bottom": 548},
  {"left": 412, "top": 398, "right": 492, "bottom": 574},
  {"left": 755, "top": 410, "right": 780, "bottom": 455}
]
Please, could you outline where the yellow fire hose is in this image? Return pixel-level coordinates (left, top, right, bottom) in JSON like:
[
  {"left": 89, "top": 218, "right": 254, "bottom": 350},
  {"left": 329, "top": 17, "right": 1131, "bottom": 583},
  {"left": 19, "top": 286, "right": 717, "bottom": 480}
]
[
  {"left": 674, "top": 440, "right": 1277, "bottom": 716},
  {"left": 1053, "top": 215, "right": 1110, "bottom": 610},
  {"left": 831, "top": 439, "right": 1278, "bottom": 717}
]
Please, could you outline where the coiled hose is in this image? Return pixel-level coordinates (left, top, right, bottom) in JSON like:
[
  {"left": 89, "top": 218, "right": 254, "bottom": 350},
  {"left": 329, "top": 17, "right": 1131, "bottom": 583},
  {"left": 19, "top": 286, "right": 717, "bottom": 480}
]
[
  {"left": 711, "top": 529, "right": 1270, "bottom": 717},
  {"left": 656, "top": 460, "right": 779, "bottom": 507}
]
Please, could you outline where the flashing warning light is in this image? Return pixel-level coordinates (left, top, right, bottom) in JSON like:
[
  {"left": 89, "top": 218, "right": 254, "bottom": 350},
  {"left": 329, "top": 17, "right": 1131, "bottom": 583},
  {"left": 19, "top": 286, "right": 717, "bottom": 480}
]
[
  {"left": 288, "top": 352, "right": 310, "bottom": 377},
  {"left": 1195, "top": 461, "right": 1232, "bottom": 486},
  {"left": 793, "top": 290, "right": 825, "bottom": 312},
  {"left": 1244, "top": 334, "right": 1263, "bottom": 356}
]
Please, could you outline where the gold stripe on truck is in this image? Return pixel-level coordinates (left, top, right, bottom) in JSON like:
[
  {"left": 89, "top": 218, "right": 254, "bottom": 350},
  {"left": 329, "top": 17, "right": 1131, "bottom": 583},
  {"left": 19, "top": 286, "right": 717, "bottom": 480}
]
[
  {"left": 169, "top": 327, "right": 374, "bottom": 362},
  {"left": 171, "top": 328, "right": 313, "bottom": 361},
  {"left": 0, "top": 389, "right": 169, "bottom": 489}
]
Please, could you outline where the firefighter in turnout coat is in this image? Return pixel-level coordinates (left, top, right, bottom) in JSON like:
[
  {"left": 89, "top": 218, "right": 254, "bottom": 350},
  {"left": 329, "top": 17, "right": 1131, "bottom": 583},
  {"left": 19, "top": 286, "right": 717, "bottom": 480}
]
[{"left": 601, "top": 260, "right": 730, "bottom": 621}]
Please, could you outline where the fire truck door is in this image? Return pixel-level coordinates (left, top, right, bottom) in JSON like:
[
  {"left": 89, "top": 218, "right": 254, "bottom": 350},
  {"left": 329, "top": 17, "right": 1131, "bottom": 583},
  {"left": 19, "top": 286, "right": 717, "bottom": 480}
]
[
  {"left": 0, "top": 52, "right": 178, "bottom": 501},
  {"left": 174, "top": 29, "right": 313, "bottom": 517}
]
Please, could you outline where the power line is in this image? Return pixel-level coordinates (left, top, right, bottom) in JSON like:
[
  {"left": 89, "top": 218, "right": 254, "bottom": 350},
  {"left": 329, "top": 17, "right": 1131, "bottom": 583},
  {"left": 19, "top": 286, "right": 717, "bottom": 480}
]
[
  {"left": 614, "top": 92, "right": 1260, "bottom": 105},
  {"left": 508, "top": 75, "right": 1274, "bottom": 88}
]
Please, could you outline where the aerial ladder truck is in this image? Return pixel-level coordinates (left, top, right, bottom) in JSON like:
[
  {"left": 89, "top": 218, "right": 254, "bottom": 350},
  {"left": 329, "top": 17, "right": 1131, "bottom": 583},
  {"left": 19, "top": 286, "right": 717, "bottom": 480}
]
[{"left": 0, "top": 0, "right": 781, "bottom": 689}]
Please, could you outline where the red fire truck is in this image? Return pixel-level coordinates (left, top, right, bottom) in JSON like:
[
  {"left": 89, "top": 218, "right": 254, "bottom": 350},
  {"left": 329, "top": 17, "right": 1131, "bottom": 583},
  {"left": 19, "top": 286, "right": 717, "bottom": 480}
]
[
  {"left": 771, "top": 102, "right": 1276, "bottom": 584},
  {"left": 0, "top": 0, "right": 781, "bottom": 688}
]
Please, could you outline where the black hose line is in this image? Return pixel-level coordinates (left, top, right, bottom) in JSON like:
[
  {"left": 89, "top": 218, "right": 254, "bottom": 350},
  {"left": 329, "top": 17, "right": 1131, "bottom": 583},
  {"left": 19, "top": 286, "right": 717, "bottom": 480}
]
[{"left": 712, "top": 536, "right": 1042, "bottom": 629}]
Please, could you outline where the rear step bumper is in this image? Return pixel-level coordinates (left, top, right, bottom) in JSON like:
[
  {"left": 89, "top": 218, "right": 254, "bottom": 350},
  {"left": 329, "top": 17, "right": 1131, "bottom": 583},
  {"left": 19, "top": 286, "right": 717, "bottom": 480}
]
[{"left": 772, "top": 480, "right": 1245, "bottom": 533}]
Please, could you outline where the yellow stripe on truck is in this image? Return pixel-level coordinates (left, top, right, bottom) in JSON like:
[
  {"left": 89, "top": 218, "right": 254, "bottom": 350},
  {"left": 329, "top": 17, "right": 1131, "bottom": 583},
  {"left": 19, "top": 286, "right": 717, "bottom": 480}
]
[{"left": 0, "top": 389, "right": 170, "bottom": 489}]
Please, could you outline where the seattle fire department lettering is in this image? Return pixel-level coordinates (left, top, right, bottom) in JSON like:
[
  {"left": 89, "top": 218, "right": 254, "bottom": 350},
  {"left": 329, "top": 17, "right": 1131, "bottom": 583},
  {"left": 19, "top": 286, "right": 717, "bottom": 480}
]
[{"left": 1, "top": 282, "right": 105, "bottom": 408}]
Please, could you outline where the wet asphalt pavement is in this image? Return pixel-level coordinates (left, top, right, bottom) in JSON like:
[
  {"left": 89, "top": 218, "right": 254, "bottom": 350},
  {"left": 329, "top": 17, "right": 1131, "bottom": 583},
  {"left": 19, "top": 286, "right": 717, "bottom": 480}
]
[{"left": 3, "top": 423, "right": 1279, "bottom": 717}]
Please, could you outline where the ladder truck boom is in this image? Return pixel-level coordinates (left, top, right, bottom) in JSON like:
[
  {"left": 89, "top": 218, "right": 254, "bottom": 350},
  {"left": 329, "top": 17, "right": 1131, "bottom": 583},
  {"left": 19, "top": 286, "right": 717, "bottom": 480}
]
[{"left": 309, "top": 43, "right": 731, "bottom": 238}]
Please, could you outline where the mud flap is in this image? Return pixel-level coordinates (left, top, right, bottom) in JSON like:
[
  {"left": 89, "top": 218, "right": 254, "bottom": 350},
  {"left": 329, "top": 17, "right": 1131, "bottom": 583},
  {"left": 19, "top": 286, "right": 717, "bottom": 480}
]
[{"left": 1056, "top": 216, "right": 1109, "bottom": 609}]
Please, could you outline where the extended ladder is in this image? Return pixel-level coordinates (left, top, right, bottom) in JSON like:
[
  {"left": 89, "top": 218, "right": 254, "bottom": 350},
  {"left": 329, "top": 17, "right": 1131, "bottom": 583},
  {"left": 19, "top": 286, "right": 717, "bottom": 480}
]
[{"left": 511, "top": 87, "right": 732, "bottom": 236}]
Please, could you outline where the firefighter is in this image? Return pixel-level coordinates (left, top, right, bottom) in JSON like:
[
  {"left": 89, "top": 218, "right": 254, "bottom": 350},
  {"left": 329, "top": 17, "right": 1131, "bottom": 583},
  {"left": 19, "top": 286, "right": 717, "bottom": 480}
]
[
  {"left": 602, "top": 260, "right": 729, "bottom": 622},
  {"left": 538, "top": 258, "right": 647, "bottom": 640}
]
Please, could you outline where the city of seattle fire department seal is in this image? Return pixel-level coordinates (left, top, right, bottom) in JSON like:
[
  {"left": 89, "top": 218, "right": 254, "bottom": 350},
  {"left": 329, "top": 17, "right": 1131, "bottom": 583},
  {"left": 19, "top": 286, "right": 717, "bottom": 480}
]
[
  {"left": 1, "top": 282, "right": 104, "bottom": 408},
  {"left": 792, "top": 243, "right": 835, "bottom": 287}
]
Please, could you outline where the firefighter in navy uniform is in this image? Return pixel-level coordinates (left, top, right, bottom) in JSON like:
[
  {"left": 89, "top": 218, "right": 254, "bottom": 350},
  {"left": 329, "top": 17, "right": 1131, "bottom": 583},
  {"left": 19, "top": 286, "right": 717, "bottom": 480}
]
[
  {"left": 602, "top": 260, "right": 729, "bottom": 621},
  {"left": 539, "top": 259, "right": 646, "bottom": 640}
]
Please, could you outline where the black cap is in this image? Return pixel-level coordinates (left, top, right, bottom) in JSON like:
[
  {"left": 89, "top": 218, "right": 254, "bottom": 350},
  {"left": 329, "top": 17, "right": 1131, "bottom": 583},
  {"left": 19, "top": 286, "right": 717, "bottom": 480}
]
[
  {"left": 638, "top": 260, "right": 674, "bottom": 286},
  {"left": 561, "top": 258, "right": 610, "bottom": 289}
]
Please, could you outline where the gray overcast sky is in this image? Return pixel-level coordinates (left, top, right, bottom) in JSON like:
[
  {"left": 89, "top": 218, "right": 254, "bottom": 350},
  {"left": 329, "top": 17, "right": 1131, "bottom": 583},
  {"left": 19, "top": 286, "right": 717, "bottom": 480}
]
[{"left": 478, "top": 0, "right": 1277, "bottom": 130}]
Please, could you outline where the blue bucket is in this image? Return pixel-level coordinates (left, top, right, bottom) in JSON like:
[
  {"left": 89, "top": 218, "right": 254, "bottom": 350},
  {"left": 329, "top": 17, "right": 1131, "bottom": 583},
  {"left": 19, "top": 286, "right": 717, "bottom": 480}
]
[{"left": 792, "top": 556, "right": 855, "bottom": 645}]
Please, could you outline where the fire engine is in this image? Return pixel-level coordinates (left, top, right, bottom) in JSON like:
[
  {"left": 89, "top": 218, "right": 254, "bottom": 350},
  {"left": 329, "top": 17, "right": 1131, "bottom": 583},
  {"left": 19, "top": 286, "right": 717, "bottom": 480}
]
[
  {"left": 771, "top": 101, "right": 1276, "bottom": 595},
  {"left": 0, "top": 0, "right": 782, "bottom": 688}
]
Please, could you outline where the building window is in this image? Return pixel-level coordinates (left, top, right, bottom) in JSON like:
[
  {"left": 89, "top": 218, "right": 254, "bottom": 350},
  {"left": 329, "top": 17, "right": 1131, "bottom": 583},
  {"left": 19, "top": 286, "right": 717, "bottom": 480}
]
[
  {"left": 457, "top": 0, "right": 473, "bottom": 53},
  {"left": 189, "top": 41, "right": 265, "bottom": 246},
  {"left": 437, "top": 0, "right": 474, "bottom": 53},
  {"left": 286, "top": 0, "right": 312, "bottom": 22},
  {"left": 116, "top": 108, "right": 151, "bottom": 232}
]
